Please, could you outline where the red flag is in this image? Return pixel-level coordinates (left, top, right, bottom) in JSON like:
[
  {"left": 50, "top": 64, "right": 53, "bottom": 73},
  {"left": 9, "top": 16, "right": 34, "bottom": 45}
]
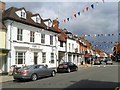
[
  {"left": 86, "top": 7, "right": 89, "bottom": 11},
  {"left": 64, "top": 19, "right": 66, "bottom": 23}
]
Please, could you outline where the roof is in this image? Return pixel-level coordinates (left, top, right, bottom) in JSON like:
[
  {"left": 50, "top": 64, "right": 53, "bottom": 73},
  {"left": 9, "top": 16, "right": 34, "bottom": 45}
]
[
  {"left": 0, "top": 19, "right": 7, "bottom": 30},
  {"left": 58, "top": 30, "right": 67, "bottom": 42},
  {"left": 2, "top": 7, "right": 60, "bottom": 33}
]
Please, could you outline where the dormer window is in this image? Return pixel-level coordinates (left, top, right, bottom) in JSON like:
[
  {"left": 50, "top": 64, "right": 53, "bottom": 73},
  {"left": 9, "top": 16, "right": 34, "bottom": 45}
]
[
  {"left": 31, "top": 14, "right": 41, "bottom": 24},
  {"left": 21, "top": 11, "right": 26, "bottom": 19},
  {"left": 36, "top": 16, "right": 41, "bottom": 23},
  {"left": 15, "top": 8, "right": 26, "bottom": 19}
]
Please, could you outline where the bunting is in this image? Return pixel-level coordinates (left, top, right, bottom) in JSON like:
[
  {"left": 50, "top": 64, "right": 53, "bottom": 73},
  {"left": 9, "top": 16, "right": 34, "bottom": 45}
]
[
  {"left": 59, "top": 1, "right": 103, "bottom": 23},
  {"left": 81, "top": 33, "right": 119, "bottom": 37}
]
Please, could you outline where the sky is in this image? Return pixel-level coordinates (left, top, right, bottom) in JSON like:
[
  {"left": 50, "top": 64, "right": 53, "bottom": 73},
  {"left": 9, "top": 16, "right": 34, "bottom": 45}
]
[{"left": 2, "top": 0, "right": 119, "bottom": 53}]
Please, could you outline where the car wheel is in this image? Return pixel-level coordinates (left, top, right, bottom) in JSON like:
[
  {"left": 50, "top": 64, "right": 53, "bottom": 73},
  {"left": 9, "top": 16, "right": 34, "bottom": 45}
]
[
  {"left": 31, "top": 74, "right": 37, "bottom": 81},
  {"left": 75, "top": 67, "right": 78, "bottom": 71},
  {"left": 67, "top": 68, "right": 71, "bottom": 73},
  {"left": 51, "top": 71, "right": 56, "bottom": 77}
]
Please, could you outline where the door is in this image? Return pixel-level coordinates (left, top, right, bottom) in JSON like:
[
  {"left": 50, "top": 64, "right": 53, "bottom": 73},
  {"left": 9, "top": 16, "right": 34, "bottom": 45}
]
[
  {"left": 34, "top": 52, "right": 38, "bottom": 64},
  {"left": 38, "top": 65, "right": 50, "bottom": 76}
]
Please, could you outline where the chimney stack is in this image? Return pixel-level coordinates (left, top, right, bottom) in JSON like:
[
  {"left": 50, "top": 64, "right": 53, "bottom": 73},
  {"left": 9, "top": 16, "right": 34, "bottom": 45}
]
[
  {"left": 52, "top": 18, "right": 59, "bottom": 30},
  {"left": 0, "top": 1, "right": 6, "bottom": 12}
]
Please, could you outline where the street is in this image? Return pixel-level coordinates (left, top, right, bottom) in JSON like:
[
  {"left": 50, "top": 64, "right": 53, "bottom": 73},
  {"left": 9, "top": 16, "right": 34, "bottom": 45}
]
[{"left": 2, "top": 62, "right": 120, "bottom": 89}]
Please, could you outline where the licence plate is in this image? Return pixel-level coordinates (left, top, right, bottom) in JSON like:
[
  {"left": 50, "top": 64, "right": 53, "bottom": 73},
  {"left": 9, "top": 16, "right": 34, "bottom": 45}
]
[
  {"left": 15, "top": 72, "right": 20, "bottom": 74},
  {"left": 59, "top": 66, "right": 63, "bottom": 68}
]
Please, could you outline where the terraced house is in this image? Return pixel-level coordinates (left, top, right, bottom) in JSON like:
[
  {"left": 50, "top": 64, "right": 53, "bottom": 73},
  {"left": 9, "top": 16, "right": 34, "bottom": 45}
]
[{"left": 2, "top": 5, "right": 60, "bottom": 72}]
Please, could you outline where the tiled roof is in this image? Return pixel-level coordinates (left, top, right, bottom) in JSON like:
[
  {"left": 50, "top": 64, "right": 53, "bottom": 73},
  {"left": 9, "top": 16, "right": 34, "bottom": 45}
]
[
  {"left": 2, "top": 7, "right": 60, "bottom": 33},
  {"left": 58, "top": 30, "right": 67, "bottom": 42}
]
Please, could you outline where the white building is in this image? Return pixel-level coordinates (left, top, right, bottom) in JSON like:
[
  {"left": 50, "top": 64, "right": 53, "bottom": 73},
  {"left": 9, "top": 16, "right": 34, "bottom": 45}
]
[
  {"left": 52, "top": 19, "right": 67, "bottom": 64},
  {"left": 63, "top": 30, "right": 80, "bottom": 66},
  {"left": 3, "top": 7, "right": 60, "bottom": 72}
]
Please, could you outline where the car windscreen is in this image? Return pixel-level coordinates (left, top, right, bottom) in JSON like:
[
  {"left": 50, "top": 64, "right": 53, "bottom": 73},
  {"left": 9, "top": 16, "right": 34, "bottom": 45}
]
[{"left": 21, "top": 65, "right": 33, "bottom": 70}]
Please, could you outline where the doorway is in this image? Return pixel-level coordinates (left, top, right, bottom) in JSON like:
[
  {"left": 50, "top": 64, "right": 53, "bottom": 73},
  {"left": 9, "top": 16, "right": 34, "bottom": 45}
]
[{"left": 34, "top": 52, "right": 38, "bottom": 64}]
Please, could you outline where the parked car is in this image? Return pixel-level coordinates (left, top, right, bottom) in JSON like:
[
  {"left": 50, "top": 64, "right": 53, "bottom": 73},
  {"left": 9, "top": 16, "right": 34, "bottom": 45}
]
[
  {"left": 13, "top": 65, "right": 56, "bottom": 81},
  {"left": 57, "top": 62, "right": 78, "bottom": 73},
  {"left": 106, "top": 59, "right": 113, "bottom": 65},
  {"left": 94, "top": 60, "right": 101, "bottom": 65}
]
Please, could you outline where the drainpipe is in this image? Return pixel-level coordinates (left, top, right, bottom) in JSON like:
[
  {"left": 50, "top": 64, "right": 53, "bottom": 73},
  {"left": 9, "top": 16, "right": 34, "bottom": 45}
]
[
  {"left": 55, "top": 34, "right": 58, "bottom": 69},
  {"left": 9, "top": 21, "right": 14, "bottom": 70}
]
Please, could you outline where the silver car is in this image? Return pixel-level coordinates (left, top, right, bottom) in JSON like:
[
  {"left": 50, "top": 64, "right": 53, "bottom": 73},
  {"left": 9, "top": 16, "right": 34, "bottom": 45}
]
[
  {"left": 13, "top": 65, "right": 56, "bottom": 81},
  {"left": 106, "top": 59, "right": 113, "bottom": 65}
]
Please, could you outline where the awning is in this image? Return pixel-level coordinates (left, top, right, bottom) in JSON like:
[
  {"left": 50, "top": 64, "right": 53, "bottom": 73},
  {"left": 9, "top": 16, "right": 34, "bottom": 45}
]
[
  {"left": 0, "top": 48, "right": 10, "bottom": 56},
  {"left": 0, "top": 52, "right": 7, "bottom": 56}
]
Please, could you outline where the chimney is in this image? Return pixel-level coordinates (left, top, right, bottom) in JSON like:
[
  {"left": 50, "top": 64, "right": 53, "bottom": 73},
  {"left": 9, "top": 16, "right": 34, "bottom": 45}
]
[
  {"left": 0, "top": 1, "right": 6, "bottom": 12},
  {"left": 52, "top": 18, "right": 59, "bottom": 30}
]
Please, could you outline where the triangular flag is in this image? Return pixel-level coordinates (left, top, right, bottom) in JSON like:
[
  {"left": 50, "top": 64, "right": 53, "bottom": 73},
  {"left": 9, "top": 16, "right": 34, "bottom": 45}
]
[
  {"left": 64, "top": 19, "right": 66, "bottom": 23},
  {"left": 91, "top": 4, "right": 94, "bottom": 9},
  {"left": 67, "top": 18, "right": 69, "bottom": 21},
  {"left": 86, "top": 7, "right": 89, "bottom": 11},
  {"left": 74, "top": 14, "right": 76, "bottom": 18},
  {"left": 78, "top": 12, "right": 80, "bottom": 15}
]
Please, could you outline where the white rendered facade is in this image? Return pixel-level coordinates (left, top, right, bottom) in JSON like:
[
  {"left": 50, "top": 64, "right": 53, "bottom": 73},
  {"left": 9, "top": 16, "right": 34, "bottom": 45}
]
[{"left": 4, "top": 20, "right": 59, "bottom": 72}]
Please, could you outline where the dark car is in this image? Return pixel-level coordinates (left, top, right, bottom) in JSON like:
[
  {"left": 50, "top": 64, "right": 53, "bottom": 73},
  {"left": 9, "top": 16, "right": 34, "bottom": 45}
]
[
  {"left": 13, "top": 65, "right": 56, "bottom": 81},
  {"left": 57, "top": 62, "right": 78, "bottom": 73}
]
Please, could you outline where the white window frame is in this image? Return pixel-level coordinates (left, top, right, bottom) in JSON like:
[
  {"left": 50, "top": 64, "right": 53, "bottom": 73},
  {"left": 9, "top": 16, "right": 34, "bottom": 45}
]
[
  {"left": 30, "top": 31, "right": 35, "bottom": 42},
  {"left": 42, "top": 52, "right": 46, "bottom": 63},
  {"left": 21, "top": 11, "right": 26, "bottom": 19},
  {"left": 17, "top": 28, "right": 23, "bottom": 41},
  {"left": 50, "top": 35, "right": 53, "bottom": 45},
  {"left": 51, "top": 53, "right": 54, "bottom": 63},
  {"left": 15, "top": 52, "right": 25, "bottom": 64},
  {"left": 41, "top": 34, "right": 45, "bottom": 44}
]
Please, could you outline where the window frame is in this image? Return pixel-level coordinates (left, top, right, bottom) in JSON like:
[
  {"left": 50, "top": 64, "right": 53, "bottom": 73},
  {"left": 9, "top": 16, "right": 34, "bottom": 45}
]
[
  {"left": 21, "top": 11, "right": 26, "bottom": 19},
  {"left": 60, "top": 41, "right": 63, "bottom": 47},
  {"left": 50, "top": 35, "right": 53, "bottom": 45},
  {"left": 51, "top": 53, "right": 54, "bottom": 63},
  {"left": 30, "top": 31, "right": 35, "bottom": 42},
  {"left": 41, "top": 34, "right": 45, "bottom": 44},
  {"left": 15, "top": 52, "right": 25, "bottom": 65},
  {"left": 17, "top": 28, "right": 23, "bottom": 41},
  {"left": 42, "top": 52, "right": 46, "bottom": 63}
]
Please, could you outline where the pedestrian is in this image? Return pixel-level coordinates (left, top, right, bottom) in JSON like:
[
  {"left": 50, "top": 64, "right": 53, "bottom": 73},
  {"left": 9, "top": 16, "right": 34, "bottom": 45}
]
[{"left": 91, "top": 58, "right": 93, "bottom": 66}]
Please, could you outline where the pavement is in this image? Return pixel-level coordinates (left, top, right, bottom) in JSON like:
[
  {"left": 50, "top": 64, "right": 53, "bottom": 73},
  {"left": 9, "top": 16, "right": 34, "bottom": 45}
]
[{"left": 0, "top": 64, "right": 93, "bottom": 83}]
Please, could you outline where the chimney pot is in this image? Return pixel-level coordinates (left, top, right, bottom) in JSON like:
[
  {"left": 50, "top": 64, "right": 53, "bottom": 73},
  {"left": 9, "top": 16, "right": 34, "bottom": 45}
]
[{"left": 0, "top": 1, "right": 6, "bottom": 12}]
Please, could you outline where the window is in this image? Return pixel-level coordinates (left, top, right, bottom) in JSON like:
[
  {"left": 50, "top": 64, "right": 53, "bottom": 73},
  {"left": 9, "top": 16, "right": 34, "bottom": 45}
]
[
  {"left": 69, "top": 43, "right": 70, "bottom": 51},
  {"left": 30, "top": 31, "right": 35, "bottom": 42},
  {"left": 41, "top": 34, "right": 45, "bottom": 44},
  {"left": 15, "top": 52, "right": 25, "bottom": 64},
  {"left": 36, "top": 17, "right": 40, "bottom": 23},
  {"left": 17, "top": 28, "right": 23, "bottom": 41},
  {"left": 50, "top": 36, "right": 53, "bottom": 45},
  {"left": 72, "top": 44, "right": 74, "bottom": 50},
  {"left": 51, "top": 53, "right": 54, "bottom": 63},
  {"left": 60, "top": 41, "right": 63, "bottom": 47},
  {"left": 21, "top": 11, "right": 26, "bottom": 19},
  {"left": 42, "top": 52, "right": 46, "bottom": 63}
]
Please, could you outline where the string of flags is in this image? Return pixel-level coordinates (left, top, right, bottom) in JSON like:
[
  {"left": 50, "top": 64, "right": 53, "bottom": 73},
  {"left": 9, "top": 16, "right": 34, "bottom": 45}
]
[
  {"left": 91, "top": 41, "right": 119, "bottom": 44},
  {"left": 59, "top": 0, "right": 104, "bottom": 24},
  {"left": 94, "top": 44, "right": 114, "bottom": 48},
  {"left": 81, "top": 33, "right": 119, "bottom": 37}
]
